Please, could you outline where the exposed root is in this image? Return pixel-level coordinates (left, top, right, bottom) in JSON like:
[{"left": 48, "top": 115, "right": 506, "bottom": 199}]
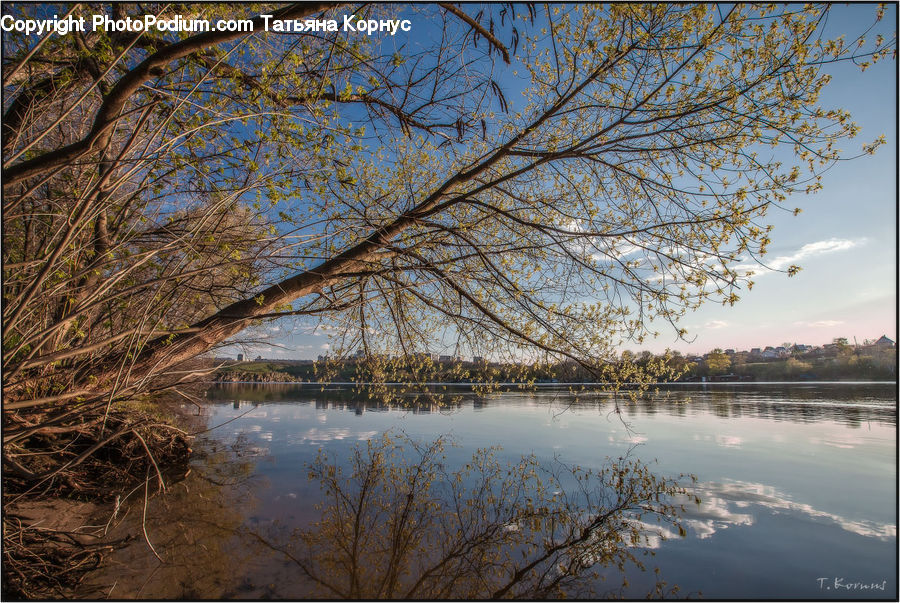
[
  {"left": 2, "top": 513, "right": 120, "bottom": 599},
  {"left": 3, "top": 409, "right": 190, "bottom": 501},
  {"left": 2, "top": 405, "right": 193, "bottom": 599}
]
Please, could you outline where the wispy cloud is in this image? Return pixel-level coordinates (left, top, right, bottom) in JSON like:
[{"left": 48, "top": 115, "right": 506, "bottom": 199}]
[
  {"left": 794, "top": 319, "right": 845, "bottom": 328},
  {"left": 734, "top": 238, "right": 864, "bottom": 277},
  {"left": 705, "top": 320, "right": 729, "bottom": 330},
  {"left": 300, "top": 323, "right": 339, "bottom": 336}
]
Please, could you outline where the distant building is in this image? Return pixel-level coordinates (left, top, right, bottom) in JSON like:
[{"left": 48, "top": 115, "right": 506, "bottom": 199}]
[
  {"left": 750, "top": 348, "right": 762, "bottom": 357},
  {"left": 472, "top": 356, "right": 485, "bottom": 364},
  {"left": 236, "top": 353, "right": 244, "bottom": 362},
  {"left": 874, "top": 335, "right": 895, "bottom": 348},
  {"left": 725, "top": 349, "right": 735, "bottom": 355},
  {"left": 438, "top": 355, "right": 454, "bottom": 363}
]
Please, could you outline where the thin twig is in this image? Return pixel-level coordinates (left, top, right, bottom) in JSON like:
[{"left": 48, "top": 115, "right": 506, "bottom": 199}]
[
  {"left": 187, "top": 405, "right": 257, "bottom": 436},
  {"left": 132, "top": 429, "right": 166, "bottom": 493},
  {"left": 140, "top": 472, "right": 163, "bottom": 563}
]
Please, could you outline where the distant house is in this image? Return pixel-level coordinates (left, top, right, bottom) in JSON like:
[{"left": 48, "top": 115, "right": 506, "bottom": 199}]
[
  {"left": 874, "top": 335, "right": 896, "bottom": 348},
  {"left": 236, "top": 353, "right": 244, "bottom": 362},
  {"left": 724, "top": 349, "right": 736, "bottom": 355},
  {"left": 750, "top": 348, "right": 762, "bottom": 357}
]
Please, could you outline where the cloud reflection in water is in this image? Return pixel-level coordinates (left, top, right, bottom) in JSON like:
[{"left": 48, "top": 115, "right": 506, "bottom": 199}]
[
  {"left": 286, "top": 427, "right": 379, "bottom": 446},
  {"left": 650, "top": 480, "right": 899, "bottom": 546}
]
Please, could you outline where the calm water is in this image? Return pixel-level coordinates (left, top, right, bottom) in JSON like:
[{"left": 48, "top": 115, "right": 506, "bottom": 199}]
[{"left": 86, "top": 383, "right": 897, "bottom": 599}]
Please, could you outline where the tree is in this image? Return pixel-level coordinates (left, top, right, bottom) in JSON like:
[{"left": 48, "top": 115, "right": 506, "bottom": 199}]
[
  {"left": 704, "top": 349, "right": 731, "bottom": 376},
  {"left": 2, "top": 4, "right": 894, "bottom": 471}
]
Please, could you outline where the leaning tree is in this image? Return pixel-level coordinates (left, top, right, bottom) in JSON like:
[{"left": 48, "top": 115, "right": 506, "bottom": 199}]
[{"left": 1, "top": 3, "right": 894, "bottom": 480}]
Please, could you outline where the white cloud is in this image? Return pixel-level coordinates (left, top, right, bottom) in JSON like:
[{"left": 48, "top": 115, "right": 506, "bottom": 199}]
[
  {"left": 301, "top": 324, "right": 338, "bottom": 336},
  {"left": 777, "top": 238, "right": 862, "bottom": 266},
  {"left": 704, "top": 320, "right": 729, "bottom": 330},
  {"left": 794, "top": 320, "right": 845, "bottom": 328},
  {"left": 592, "top": 243, "right": 641, "bottom": 261},
  {"left": 734, "top": 238, "right": 864, "bottom": 277}
]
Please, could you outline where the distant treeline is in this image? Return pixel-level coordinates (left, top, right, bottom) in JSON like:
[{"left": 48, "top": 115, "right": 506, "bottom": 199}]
[
  {"left": 679, "top": 345, "right": 896, "bottom": 382},
  {"left": 210, "top": 345, "right": 896, "bottom": 383}
]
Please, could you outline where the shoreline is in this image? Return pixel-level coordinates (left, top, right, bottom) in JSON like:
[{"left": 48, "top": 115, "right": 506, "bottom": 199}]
[
  {"left": 2, "top": 396, "right": 202, "bottom": 598},
  {"left": 208, "top": 379, "right": 899, "bottom": 386}
]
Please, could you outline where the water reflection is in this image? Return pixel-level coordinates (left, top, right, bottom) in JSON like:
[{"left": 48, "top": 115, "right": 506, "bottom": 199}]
[
  {"left": 682, "top": 481, "right": 898, "bottom": 542},
  {"left": 83, "top": 384, "right": 895, "bottom": 599},
  {"left": 81, "top": 430, "right": 694, "bottom": 599},
  {"left": 254, "top": 432, "right": 694, "bottom": 599},
  {"left": 79, "top": 435, "right": 267, "bottom": 598},
  {"left": 206, "top": 382, "right": 897, "bottom": 427},
  {"left": 285, "top": 427, "right": 380, "bottom": 446}
]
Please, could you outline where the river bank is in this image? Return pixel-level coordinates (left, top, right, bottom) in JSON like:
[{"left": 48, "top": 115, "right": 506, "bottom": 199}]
[{"left": 2, "top": 396, "right": 199, "bottom": 598}]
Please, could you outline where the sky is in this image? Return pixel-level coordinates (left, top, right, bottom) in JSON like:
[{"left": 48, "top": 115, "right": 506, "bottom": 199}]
[
  {"left": 224, "top": 4, "right": 897, "bottom": 360},
  {"left": 662, "top": 4, "right": 897, "bottom": 354}
]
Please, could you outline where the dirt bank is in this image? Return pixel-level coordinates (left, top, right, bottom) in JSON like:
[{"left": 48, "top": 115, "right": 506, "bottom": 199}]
[{"left": 2, "top": 395, "right": 202, "bottom": 598}]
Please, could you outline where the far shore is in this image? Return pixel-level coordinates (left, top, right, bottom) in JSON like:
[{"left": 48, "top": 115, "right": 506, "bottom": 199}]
[{"left": 207, "top": 379, "right": 898, "bottom": 386}]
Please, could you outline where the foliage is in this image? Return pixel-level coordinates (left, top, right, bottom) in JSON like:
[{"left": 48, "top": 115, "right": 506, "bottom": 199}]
[{"left": 703, "top": 349, "right": 732, "bottom": 376}]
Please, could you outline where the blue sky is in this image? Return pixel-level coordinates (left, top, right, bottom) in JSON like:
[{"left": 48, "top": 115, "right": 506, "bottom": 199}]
[
  {"left": 664, "top": 4, "right": 897, "bottom": 354},
  {"left": 226, "top": 4, "right": 897, "bottom": 360}
]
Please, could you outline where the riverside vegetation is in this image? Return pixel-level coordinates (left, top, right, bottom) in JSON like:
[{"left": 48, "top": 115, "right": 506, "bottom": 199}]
[{"left": 212, "top": 343, "right": 897, "bottom": 384}]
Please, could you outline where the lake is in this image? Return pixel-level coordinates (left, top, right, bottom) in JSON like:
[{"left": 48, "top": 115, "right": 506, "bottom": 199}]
[{"left": 84, "top": 383, "right": 897, "bottom": 599}]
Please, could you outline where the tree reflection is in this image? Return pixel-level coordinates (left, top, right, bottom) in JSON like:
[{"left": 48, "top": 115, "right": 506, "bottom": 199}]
[
  {"left": 260, "top": 433, "right": 697, "bottom": 599},
  {"left": 207, "top": 382, "right": 897, "bottom": 427}
]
